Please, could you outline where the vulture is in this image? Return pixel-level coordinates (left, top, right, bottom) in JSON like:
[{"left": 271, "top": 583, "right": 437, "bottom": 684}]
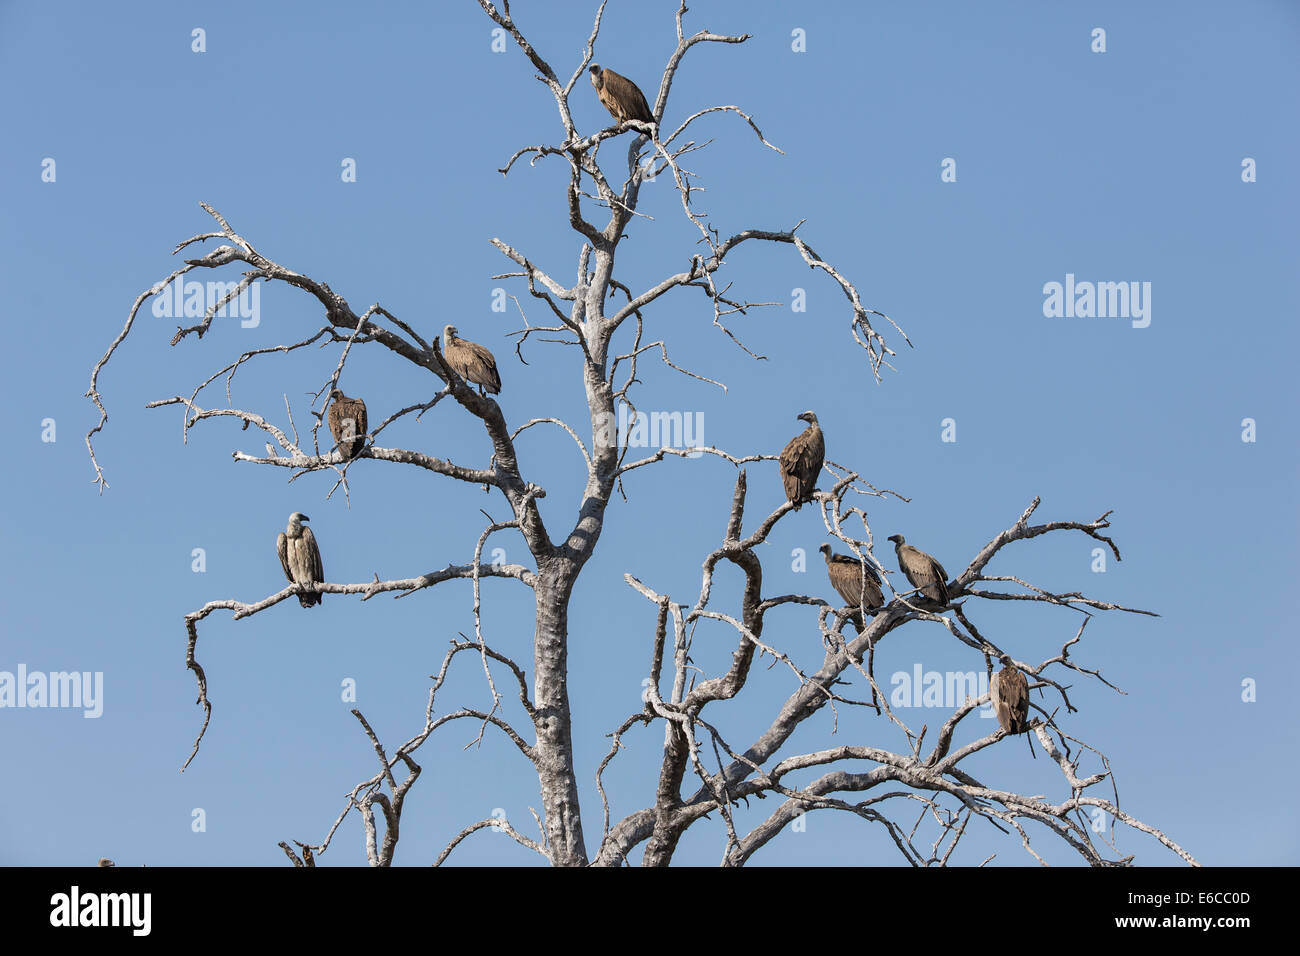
[
  {"left": 818, "top": 544, "right": 883, "bottom": 622},
  {"left": 990, "top": 655, "right": 1030, "bottom": 735},
  {"left": 442, "top": 325, "right": 501, "bottom": 395},
  {"left": 327, "top": 388, "right": 368, "bottom": 461},
  {"left": 887, "top": 534, "right": 949, "bottom": 605},
  {"left": 589, "top": 65, "right": 654, "bottom": 127},
  {"left": 277, "top": 512, "right": 325, "bottom": 608},
  {"left": 778, "top": 411, "right": 824, "bottom": 510}
]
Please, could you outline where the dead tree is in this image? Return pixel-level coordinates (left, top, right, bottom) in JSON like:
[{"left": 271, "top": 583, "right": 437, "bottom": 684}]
[{"left": 85, "top": 0, "right": 1197, "bottom": 867}]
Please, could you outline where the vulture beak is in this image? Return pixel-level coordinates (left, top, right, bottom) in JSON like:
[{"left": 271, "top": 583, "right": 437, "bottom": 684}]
[{"left": 300, "top": 515, "right": 311, "bottom": 523}]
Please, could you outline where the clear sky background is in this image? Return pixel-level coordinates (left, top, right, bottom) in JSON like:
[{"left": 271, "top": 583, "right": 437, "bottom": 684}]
[{"left": 1, "top": 1, "right": 1296, "bottom": 867}]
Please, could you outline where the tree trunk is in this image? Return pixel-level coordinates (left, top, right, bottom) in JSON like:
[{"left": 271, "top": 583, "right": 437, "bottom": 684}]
[{"left": 532, "top": 559, "right": 587, "bottom": 865}]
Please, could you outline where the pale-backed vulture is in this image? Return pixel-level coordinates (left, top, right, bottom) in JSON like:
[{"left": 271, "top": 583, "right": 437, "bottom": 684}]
[
  {"left": 778, "top": 411, "right": 824, "bottom": 510},
  {"left": 990, "top": 655, "right": 1030, "bottom": 734},
  {"left": 442, "top": 325, "right": 501, "bottom": 395},
  {"left": 887, "top": 534, "right": 949, "bottom": 604},
  {"left": 277, "top": 512, "right": 325, "bottom": 608},
  {"left": 589, "top": 65, "right": 653, "bottom": 126},
  {"left": 327, "top": 388, "right": 368, "bottom": 461}
]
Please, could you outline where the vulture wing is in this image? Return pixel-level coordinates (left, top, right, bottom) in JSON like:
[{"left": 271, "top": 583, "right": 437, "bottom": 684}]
[
  {"left": 302, "top": 525, "right": 324, "bottom": 588},
  {"left": 1001, "top": 664, "right": 1029, "bottom": 734},
  {"left": 605, "top": 68, "right": 655, "bottom": 122},
  {"left": 990, "top": 669, "right": 1007, "bottom": 732},
  {"left": 930, "top": 557, "right": 950, "bottom": 603},
  {"left": 596, "top": 83, "right": 620, "bottom": 121},
  {"left": 329, "top": 395, "right": 368, "bottom": 460},
  {"left": 352, "top": 398, "right": 368, "bottom": 458},
  {"left": 931, "top": 557, "right": 949, "bottom": 585},
  {"left": 276, "top": 532, "right": 293, "bottom": 584},
  {"left": 328, "top": 401, "right": 343, "bottom": 449},
  {"left": 447, "top": 338, "right": 502, "bottom": 394},
  {"left": 826, "top": 553, "right": 883, "bottom": 609},
  {"left": 900, "top": 544, "right": 948, "bottom": 604},
  {"left": 466, "top": 341, "right": 501, "bottom": 394}
]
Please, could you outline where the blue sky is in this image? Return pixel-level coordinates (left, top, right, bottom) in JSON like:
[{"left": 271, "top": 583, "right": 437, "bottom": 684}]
[{"left": 1, "top": 0, "right": 1296, "bottom": 866}]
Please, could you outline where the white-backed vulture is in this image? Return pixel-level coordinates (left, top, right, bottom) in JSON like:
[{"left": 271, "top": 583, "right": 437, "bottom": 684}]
[
  {"left": 990, "top": 655, "right": 1030, "bottom": 734},
  {"left": 277, "top": 512, "right": 324, "bottom": 608},
  {"left": 818, "top": 543, "right": 884, "bottom": 614},
  {"left": 327, "top": 389, "right": 368, "bottom": 461},
  {"left": 778, "top": 410, "right": 824, "bottom": 510},
  {"left": 442, "top": 325, "right": 501, "bottom": 395},
  {"left": 887, "top": 534, "right": 949, "bottom": 604},
  {"left": 589, "top": 65, "right": 653, "bottom": 126}
]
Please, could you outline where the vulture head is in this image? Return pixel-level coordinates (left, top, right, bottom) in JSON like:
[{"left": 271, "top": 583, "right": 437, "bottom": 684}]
[
  {"left": 443, "top": 324, "right": 459, "bottom": 344},
  {"left": 589, "top": 65, "right": 603, "bottom": 89},
  {"left": 998, "top": 654, "right": 1014, "bottom": 667},
  {"left": 797, "top": 410, "right": 819, "bottom": 426},
  {"left": 289, "top": 512, "right": 311, "bottom": 531},
  {"left": 887, "top": 534, "right": 905, "bottom": 545},
  {"left": 329, "top": 388, "right": 344, "bottom": 401},
  {"left": 817, "top": 543, "right": 834, "bottom": 560}
]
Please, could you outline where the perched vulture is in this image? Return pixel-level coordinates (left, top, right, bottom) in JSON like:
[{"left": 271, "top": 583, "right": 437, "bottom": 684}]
[
  {"left": 442, "top": 325, "right": 501, "bottom": 395},
  {"left": 277, "top": 512, "right": 325, "bottom": 608},
  {"left": 327, "top": 389, "right": 368, "bottom": 461},
  {"left": 778, "top": 411, "right": 824, "bottom": 510},
  {"left": 589, "top": 65, "right": 654, "bottom": 126},
  {"left": 887, "top": 534, "right": 949, "bottom": 604},
  {"left": 990, "top": 655, "right": 1030, "bottom": 734},
  {"left": 818, "top": 543, "right": 883, "bottom": 615}
]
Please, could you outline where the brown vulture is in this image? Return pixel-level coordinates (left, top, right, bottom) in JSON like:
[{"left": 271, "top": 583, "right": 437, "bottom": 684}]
[
  {"left": 442, "top": 325, "right": 501, "bottom": 395},
  {"left": 277, "top": 512, "right": 325, "bottom": 608},
  {"left": 990, "top": 655, "right": 1030, "bottom": 734},
  {"left": 327, "top": 389, "right": 368, "bottom": 461},
  {"left": 589, "top": 65, "right": 654, "bottom": 127},
  {"left": 778, "top": 411, "right": 824, "bottom": 510},
  {"left": 818, "top": 543, "right": 883, "bottom": 626},
  {"left": 887, "top": 534, "right": 949, "bottom": 604}
]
